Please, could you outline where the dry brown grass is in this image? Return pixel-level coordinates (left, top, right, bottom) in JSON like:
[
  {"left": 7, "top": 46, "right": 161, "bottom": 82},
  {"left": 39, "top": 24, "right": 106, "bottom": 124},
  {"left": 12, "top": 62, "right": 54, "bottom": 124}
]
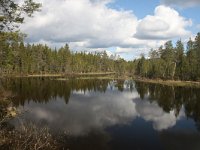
[
  {"left": 0, "top": 88, "right": 62, "bottom": 150},
  {"left": 0, "top": 122, "right": 60, "bottom": 150}
]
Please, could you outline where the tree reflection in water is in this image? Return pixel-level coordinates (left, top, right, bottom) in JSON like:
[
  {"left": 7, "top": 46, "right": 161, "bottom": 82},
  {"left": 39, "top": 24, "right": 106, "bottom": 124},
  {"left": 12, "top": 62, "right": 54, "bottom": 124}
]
[
  {"left": 1, "top": 78, "right": 200, "bottom": 129},
  {"left": 1, "top": 78, "right": 200, "bottom": 150},
  {"left": 0, "top": 78, "right": 111, "bottom": 105},
  {"left": 134, "top": 81, "right": 200, "bottom": 131}
]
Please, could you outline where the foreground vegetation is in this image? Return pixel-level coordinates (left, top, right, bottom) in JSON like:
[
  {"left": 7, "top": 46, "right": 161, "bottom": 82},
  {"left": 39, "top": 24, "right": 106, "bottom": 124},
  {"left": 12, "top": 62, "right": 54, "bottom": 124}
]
[{"left": 0, "top": 88, "right": 64, "bottom": 150}]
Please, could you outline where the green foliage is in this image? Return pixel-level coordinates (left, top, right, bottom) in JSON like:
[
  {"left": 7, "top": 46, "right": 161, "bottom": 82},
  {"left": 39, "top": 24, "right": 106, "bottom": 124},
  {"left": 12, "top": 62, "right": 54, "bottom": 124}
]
[
  {"left": 1, "top": 30, "right": 200, "bottom": 81},
  {"left": 0, "top": 32, "right": 132, "bottom": 75},
  {"left": 134, "top": 32, "right": 200, "bottom": 81},
  {"left": 0, "top": 0, "right": 41, "bottom": 31}
]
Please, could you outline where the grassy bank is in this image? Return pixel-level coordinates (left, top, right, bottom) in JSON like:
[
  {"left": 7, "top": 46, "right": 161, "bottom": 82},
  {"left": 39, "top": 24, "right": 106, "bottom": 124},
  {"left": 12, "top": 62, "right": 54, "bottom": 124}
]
[
  {"left": 0, "top": 72, "right": 116, "bottom": 78},
  {"left": 134, "top": 77, "right": 200, "bottom": 88},
  {"left": 1, "top": 72, "right": 133, "bottom": 80},
  {"left": 2, "top": 73, "right": 200, "bottom": 88}
]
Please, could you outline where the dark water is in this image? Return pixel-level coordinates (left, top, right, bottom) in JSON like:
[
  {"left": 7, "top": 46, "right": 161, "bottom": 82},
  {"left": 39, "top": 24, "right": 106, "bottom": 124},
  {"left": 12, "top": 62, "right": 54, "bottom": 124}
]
[{"left": 1, "top": 78, "right": 200, "bottom": 150}]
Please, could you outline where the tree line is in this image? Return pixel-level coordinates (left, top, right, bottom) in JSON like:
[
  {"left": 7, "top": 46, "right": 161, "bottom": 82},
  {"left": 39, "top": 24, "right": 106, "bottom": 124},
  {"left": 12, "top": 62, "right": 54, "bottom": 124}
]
[
  {"left": 1, "top": 32, "right": 200, "bottom": 81},
  {"left": 0, "top": 32, "right": 134, "bottom": 75},
  {"left": 0, "top": 1, "right": 135, "bottom": 75},
  {"left": 134, "top": 32, "right": 200, "bottom": 81}
]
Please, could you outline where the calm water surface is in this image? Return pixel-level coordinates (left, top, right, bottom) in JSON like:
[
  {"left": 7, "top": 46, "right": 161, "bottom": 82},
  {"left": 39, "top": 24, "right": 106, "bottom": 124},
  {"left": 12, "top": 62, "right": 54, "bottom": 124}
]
[{"left": 2, "top": 78, "right": 200, "bottom": 150}]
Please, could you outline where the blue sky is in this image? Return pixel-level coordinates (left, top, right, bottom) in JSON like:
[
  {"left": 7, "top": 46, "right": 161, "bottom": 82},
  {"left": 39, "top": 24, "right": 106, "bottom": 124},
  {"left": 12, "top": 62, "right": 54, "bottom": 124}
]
[
  {"left": 107, "top": 0, "right": 200, "bottom": 59},
  {"left": 109, "top": 0, "right": 200, "bottom": 38},
  {"left": 179, "top": 7, "right": 200, "bottom": 33},
  {"left": 21, "top": 0, "right": 200, "bottom": 60},
  {"left": 109, "top": 0, "right": 160, "bottom": 18}
]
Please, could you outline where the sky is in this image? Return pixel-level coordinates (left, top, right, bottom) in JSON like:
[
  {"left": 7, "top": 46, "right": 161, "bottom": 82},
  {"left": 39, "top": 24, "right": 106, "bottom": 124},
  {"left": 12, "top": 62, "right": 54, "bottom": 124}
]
[{"left": 20, "top": 0, "right": 200, "bottom": 60}]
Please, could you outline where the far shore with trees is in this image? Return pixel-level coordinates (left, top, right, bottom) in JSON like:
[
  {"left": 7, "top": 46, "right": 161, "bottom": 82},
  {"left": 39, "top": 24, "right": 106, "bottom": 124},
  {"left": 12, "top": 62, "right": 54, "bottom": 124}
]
[
  {"left": 1, "top": 0, "right": 200, "bottom": 85},
  {"left": 1, "top": 31, "right": 200, "bottom": 87}
]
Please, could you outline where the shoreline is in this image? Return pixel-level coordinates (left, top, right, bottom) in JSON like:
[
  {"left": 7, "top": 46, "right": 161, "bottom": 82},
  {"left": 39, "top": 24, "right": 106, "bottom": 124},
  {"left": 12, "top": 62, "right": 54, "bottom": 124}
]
[
  {"left": 0, "top": 72, "right": 131, "bottom": 80},
  {"left": 0, "top": 72, "right": 116, "bottom": 78},
  {"left": 1, "top": 74, "right": 200, "bottom": 87},
  {"left": 134, "top": 78, "right": 200, "bottom": 88}
]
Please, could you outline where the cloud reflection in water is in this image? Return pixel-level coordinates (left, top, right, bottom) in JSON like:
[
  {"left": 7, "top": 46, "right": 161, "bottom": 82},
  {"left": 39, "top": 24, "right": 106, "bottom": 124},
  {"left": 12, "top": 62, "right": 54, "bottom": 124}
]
[{"left": 17, "top": 86, "right": 185, "bottom": 136}]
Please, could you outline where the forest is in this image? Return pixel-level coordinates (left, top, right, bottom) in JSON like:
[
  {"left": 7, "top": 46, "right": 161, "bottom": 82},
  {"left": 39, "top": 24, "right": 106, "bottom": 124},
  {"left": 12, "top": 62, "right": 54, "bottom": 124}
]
[
  {"left": 1, "top": 31, "right": 200, "bottom": 81},
  {"left": 0, "top": 32, "right": 133, "bottom": 75},
  {"left": 135, "top": 33, "right": 200, "bottom": 81}
]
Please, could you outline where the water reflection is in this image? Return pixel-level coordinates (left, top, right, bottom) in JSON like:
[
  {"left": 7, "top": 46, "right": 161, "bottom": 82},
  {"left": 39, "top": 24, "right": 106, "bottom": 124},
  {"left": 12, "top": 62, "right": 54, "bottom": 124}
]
[
  {"left": 159, "top": 130, "right": 200, "bottom": 150},
  {"left": 1, "top": 78, "right": 110, "bottom": 105},
  {"left": 1, "top": 78, "right": 200, "bottom": 149},
  {"left": 135, "top": 81, "right": 200, "bottom": 131},
  {"left": 1, "top": 78, "right": 198, "bottom": 131}
]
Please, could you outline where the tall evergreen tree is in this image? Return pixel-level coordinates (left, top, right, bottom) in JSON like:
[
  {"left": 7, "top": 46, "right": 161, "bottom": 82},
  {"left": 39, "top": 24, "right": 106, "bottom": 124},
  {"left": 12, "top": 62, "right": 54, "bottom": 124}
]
[{"left": 175, "top": 40, "right": 184, "bottom": 79}]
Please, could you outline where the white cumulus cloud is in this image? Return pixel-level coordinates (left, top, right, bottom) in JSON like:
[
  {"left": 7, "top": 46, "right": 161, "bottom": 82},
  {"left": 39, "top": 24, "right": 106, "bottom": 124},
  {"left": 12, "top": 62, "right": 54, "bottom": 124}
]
[
  {"left": 22, "top": 0, "right": 138, "bottom": 49},
  {"left": 135, "top": 5, "right": 192, "bottom": 40},
  {"left": 21, "top": 1, "right": 193, "bottom": 58}
]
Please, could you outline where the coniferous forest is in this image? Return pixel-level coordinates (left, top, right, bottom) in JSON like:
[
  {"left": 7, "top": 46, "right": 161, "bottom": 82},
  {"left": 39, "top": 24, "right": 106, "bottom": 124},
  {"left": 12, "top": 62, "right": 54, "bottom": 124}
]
[
  {"left": 1, "top": 31, "right": 200, "bottom": 81},
  {"left": 135, "top": 33, "right": 200, "bottom": 81},
  {"left": 0, "top": 32, "right": 133, "bottom": 75}
]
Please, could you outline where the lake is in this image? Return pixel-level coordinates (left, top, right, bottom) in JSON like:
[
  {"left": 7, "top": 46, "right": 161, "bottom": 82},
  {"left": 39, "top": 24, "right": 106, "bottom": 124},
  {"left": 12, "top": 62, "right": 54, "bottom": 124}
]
[{"left": 1, "top": 78, "right": 200, "bottom": 150}]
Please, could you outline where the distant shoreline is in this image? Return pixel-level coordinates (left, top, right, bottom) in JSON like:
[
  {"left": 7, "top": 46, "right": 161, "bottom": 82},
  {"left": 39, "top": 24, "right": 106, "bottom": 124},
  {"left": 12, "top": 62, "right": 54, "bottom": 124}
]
[
  {"left": 0, "top": 72, "right": 131, "bottom": 80},
  {"left": 0, "top": 72, "right": 116, "bottom": 78},
  {"left": 1, "top": 74, "right": 200, "bottom": 88},
  {"left": 134, "top": 77, "right": 200, "bottom": 88}
]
